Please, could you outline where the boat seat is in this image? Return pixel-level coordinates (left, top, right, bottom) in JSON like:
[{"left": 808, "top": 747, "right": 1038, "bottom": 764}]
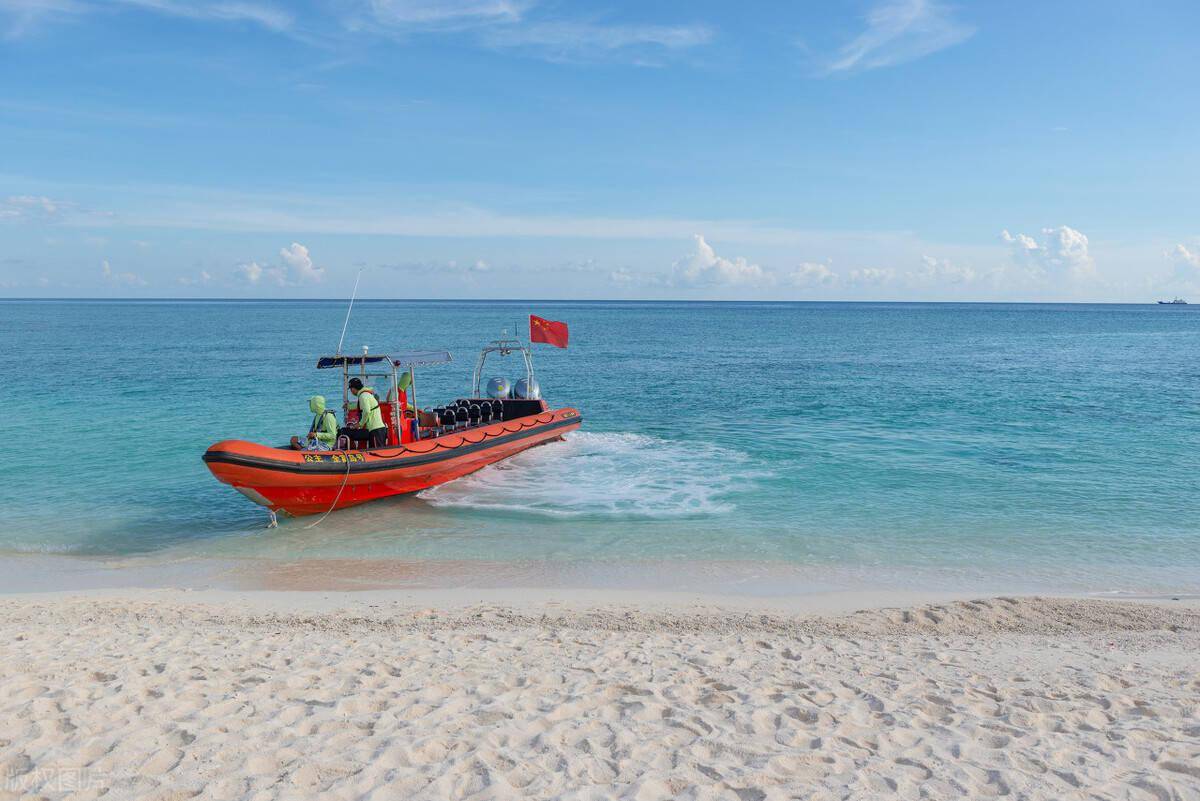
[
  {"left": 455, "top": 407, "right": 469, "bottom": 428},
  {"left": 498, "top": 399, "right": 546, "bottom": 421},
  {"left": 468, "top": 404, "right": 481, "bottom": 425}
]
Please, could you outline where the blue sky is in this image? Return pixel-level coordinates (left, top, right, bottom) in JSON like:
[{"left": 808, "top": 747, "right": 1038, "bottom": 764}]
[{"left": 2, "top": 0, "right": 1198, "bottom": 300}]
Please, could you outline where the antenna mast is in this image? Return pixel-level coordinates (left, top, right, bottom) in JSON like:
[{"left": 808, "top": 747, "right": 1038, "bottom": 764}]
[{"left": 336, "top": 268, "right": 363, "bottom": 355}]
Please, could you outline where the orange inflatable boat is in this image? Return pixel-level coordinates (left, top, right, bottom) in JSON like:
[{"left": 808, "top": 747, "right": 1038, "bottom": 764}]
[{"left": 203, "top": 340, "right": 582, "bottom": 517}]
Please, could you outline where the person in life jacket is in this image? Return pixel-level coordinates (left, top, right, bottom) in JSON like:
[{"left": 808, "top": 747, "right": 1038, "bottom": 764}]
[
  {"left": 291, "top": 395, "right": 338, "bottom": 451},
  {"left": 339, "top": 377, "right": 388, "bottom": 449}
]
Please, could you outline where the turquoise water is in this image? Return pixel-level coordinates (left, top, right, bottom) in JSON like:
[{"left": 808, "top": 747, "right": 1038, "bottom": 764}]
[{"left": 1, "top": 300, "right": 1197, "bottom": 594}]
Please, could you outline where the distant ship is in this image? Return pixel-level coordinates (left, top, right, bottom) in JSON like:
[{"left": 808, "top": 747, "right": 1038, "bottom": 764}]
[{"left": 1157, "top": 297, "right": 1188, "bottom": 305}]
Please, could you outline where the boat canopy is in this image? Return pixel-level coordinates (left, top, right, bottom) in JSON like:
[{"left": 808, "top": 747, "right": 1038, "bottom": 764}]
[
  {"left": 317, "top": 354, "right": 390, "bottom": 369},
  {"left": 392, "top": 350, "right": 452, "bottom": 368},
  {"left": 318, "top": 350, "right": 452, "bottom": 370}
]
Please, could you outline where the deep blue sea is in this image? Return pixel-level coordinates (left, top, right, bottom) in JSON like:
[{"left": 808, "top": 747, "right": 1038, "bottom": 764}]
[{"left": 1, "top": 300, "right": 1197, "bottom": 595}]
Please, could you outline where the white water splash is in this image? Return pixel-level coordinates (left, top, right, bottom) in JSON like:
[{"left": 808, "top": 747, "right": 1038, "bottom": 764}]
[{"left": 418, "top": 432, "right": 759, "bottom": 518}]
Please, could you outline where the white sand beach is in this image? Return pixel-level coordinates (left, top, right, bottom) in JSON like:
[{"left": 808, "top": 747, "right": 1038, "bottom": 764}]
[{"left": 1, "top": 591, "right": 1198, "bottom": 801}]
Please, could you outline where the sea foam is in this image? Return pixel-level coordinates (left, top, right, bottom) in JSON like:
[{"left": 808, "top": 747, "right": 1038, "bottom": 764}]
[{"left": 418, "top": 431, "right": 759, "bottom": 519}]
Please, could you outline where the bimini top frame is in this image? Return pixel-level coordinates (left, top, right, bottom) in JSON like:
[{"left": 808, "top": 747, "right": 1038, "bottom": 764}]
[
  {"left": 316, "top": 347, "right": 452, "bottom": 427},
  {"left": 472, "top": 339, "right": 534, "bottom": 398}
]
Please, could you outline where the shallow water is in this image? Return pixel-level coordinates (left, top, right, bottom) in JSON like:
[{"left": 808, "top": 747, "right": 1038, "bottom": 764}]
[{"left": 1, "top": 299, "right": 1197, "bottom": 594}]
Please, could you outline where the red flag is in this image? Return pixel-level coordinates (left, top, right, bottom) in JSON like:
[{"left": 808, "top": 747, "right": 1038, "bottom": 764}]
[{"left": 530, "top": 314, "right": 569, "bottom": 348}]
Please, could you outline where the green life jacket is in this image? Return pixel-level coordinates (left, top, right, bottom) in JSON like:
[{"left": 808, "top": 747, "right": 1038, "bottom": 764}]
[
  {"left": 309, "top": 409, "right": 336, "bottom": 437},
  {"left": 357, "top": 388, "right": 385, "bottom": 431}
]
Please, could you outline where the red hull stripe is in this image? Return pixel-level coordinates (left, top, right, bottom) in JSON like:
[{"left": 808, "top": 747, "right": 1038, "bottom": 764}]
[{"left": 203, "top": 415, "right": 582, "bottom": 475}]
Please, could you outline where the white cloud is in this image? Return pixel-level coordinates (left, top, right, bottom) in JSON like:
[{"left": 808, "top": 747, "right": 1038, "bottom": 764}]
[
  {"left": 230, "top": 242, "right": 320, "bottom": 287},
  {"left": 671, "top": 235, "right": 770, "bottom": 288},
  {"left": 1001, "top": 229, "right": 1038, "bottom": 256},
  {"left": 0, "top": 193, "right": 114, "bottom": 225},
  {"left": 2, "top": 0, "right": 293, "bottom": 38},
  {"left": 25, "top": 181, "right": 937, "bottom": 247},
  {"left": 787, "top": 262, "right": 838, "bottom": 288},
  {"left": 177, "top": 269, "right": 213, "bottom": 286},
  {"left": 1002, "top": 225, "right": 1094, "bottom": 280},
  {"left": 343, "top": 1, "right": 711, "bottom": 64},
  {"left": 236, "top": 260, "right": 265, "bottom": 284},
  {"left": 0, "top": 0, "right": 81, "bottom": 39},
  {"left": 0, "top": 194, "right": 67, "bottom": 221},
  {"left": 609, "top": 267, "right": 635, "bottom": 286},
  {"left": 1168, "top": 243, "right": 1199, "bottom": 270},
  {"left": 824, "top": 0, "right": 975, "bottom": 74},
  {"left": 117, "top": 0, "right": 293, "bottom": 31},
  {"left": 911, "top": 254, "right": 976, "bottom": 284},
  {"left": 485, "top": 21, "right": 713, "bottom": 62},
  {"left": 1166, "top": 243, "right": 1200, "bottom": 287},
  {"left": 380, "top": 257, "right": 493, "bottom": 275},
  {"left": 6, "top": 0, "right": 711, "bottom": 66},
  {"left": 354, "top": 0, "right": 525, "bottom": 29},
  {"left": 101, "top": 259, "right": 146, "bottom": 286},
  {"left": 279, "top": 241, "right": 325, "bottom": 283},
  {"left": 605, "top": 264, "right": 666, "bottom": 288},
  {"left": 847, "top": 267, "right": 895, "bottom": 285}
]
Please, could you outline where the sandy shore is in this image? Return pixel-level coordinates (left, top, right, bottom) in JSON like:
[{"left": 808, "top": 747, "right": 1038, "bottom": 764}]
[{"left": 1, "top": 592, "right": 1198, "bottom": 800}]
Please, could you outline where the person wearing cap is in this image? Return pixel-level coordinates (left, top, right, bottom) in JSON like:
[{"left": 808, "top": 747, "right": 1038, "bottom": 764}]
[
  {"left": 338, "top": 377, "right": 388, "bottom": 448},
  {"left": 291, "top": 395, "right": 338, "bottom": 451}
]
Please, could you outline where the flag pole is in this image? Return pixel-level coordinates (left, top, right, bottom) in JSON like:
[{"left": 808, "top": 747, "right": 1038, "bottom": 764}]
[{"left": 524, "top": 314, "right": 533, "bottom": 387}]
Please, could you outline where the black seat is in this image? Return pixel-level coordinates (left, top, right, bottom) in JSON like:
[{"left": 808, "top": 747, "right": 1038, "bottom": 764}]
[
  {"left": 455, "top": 407, "right": 469, "bottom": 428},
  {"left": 438, "top": 408, "right": 456, "bottom": 433},
  {"left": 500, "top": 399, "right": 543, "bottom": 420},
  {"left": 468, "top": 404, "right": 481, "bottom": 425},
  {"left": 478, "top": 401, "right": 493, "bottom": 424}
]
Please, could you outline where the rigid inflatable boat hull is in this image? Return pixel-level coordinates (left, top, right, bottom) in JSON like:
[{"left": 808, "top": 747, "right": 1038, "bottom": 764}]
[{"left": 203, "top": 408, "right": 581, "bottom": 516}]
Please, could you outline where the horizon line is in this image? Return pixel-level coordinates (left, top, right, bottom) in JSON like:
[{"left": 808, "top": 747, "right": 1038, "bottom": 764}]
[{"left": 0, "top": 297, "right": 1186, "bottom": 306}]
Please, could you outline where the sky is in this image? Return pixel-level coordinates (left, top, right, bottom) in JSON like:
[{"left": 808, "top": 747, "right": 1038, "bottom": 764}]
[{"left": 1, "top": 0, "right": 1198, "bottom": 301}]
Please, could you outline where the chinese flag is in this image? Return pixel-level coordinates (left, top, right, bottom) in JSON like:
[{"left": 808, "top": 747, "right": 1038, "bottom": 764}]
[{"left": 530, "top": 314, "right": 569, "bottom": 348}]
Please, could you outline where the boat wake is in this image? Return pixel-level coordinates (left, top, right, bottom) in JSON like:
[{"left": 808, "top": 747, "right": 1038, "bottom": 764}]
[{"left": 418, "top": 432, "right": 760, "bottom": 519}]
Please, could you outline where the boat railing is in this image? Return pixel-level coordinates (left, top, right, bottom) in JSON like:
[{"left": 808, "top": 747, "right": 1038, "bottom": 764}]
[{"left": 472, "top": 339, "right": 535, "bottom": 398}]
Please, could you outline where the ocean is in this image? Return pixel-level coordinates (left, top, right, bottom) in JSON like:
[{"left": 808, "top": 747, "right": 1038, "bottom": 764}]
[{"left": 1, "top": 299, "right": 1197, "bottom": 595}]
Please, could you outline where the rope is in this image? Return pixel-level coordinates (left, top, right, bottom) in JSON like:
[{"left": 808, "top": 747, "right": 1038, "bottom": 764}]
[
  {"left": 303, "top": 454, "right": 354, "bottom": 529},
  {"left": 336, "top": 268, "right": 363, "bottom": 355}
]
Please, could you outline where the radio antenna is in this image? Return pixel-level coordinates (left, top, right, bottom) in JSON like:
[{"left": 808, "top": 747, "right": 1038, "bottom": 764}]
[{"left": 336, "top": 267, "right": 363, "bottom": 355}]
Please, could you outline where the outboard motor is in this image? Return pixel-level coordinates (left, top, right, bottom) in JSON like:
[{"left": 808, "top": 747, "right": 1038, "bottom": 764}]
[
  {"left": 513, "top": 378, "right": 541, "bottom": 400},
  {"left": 486, "top": 377, "right": 511, "bottom": 400}
]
